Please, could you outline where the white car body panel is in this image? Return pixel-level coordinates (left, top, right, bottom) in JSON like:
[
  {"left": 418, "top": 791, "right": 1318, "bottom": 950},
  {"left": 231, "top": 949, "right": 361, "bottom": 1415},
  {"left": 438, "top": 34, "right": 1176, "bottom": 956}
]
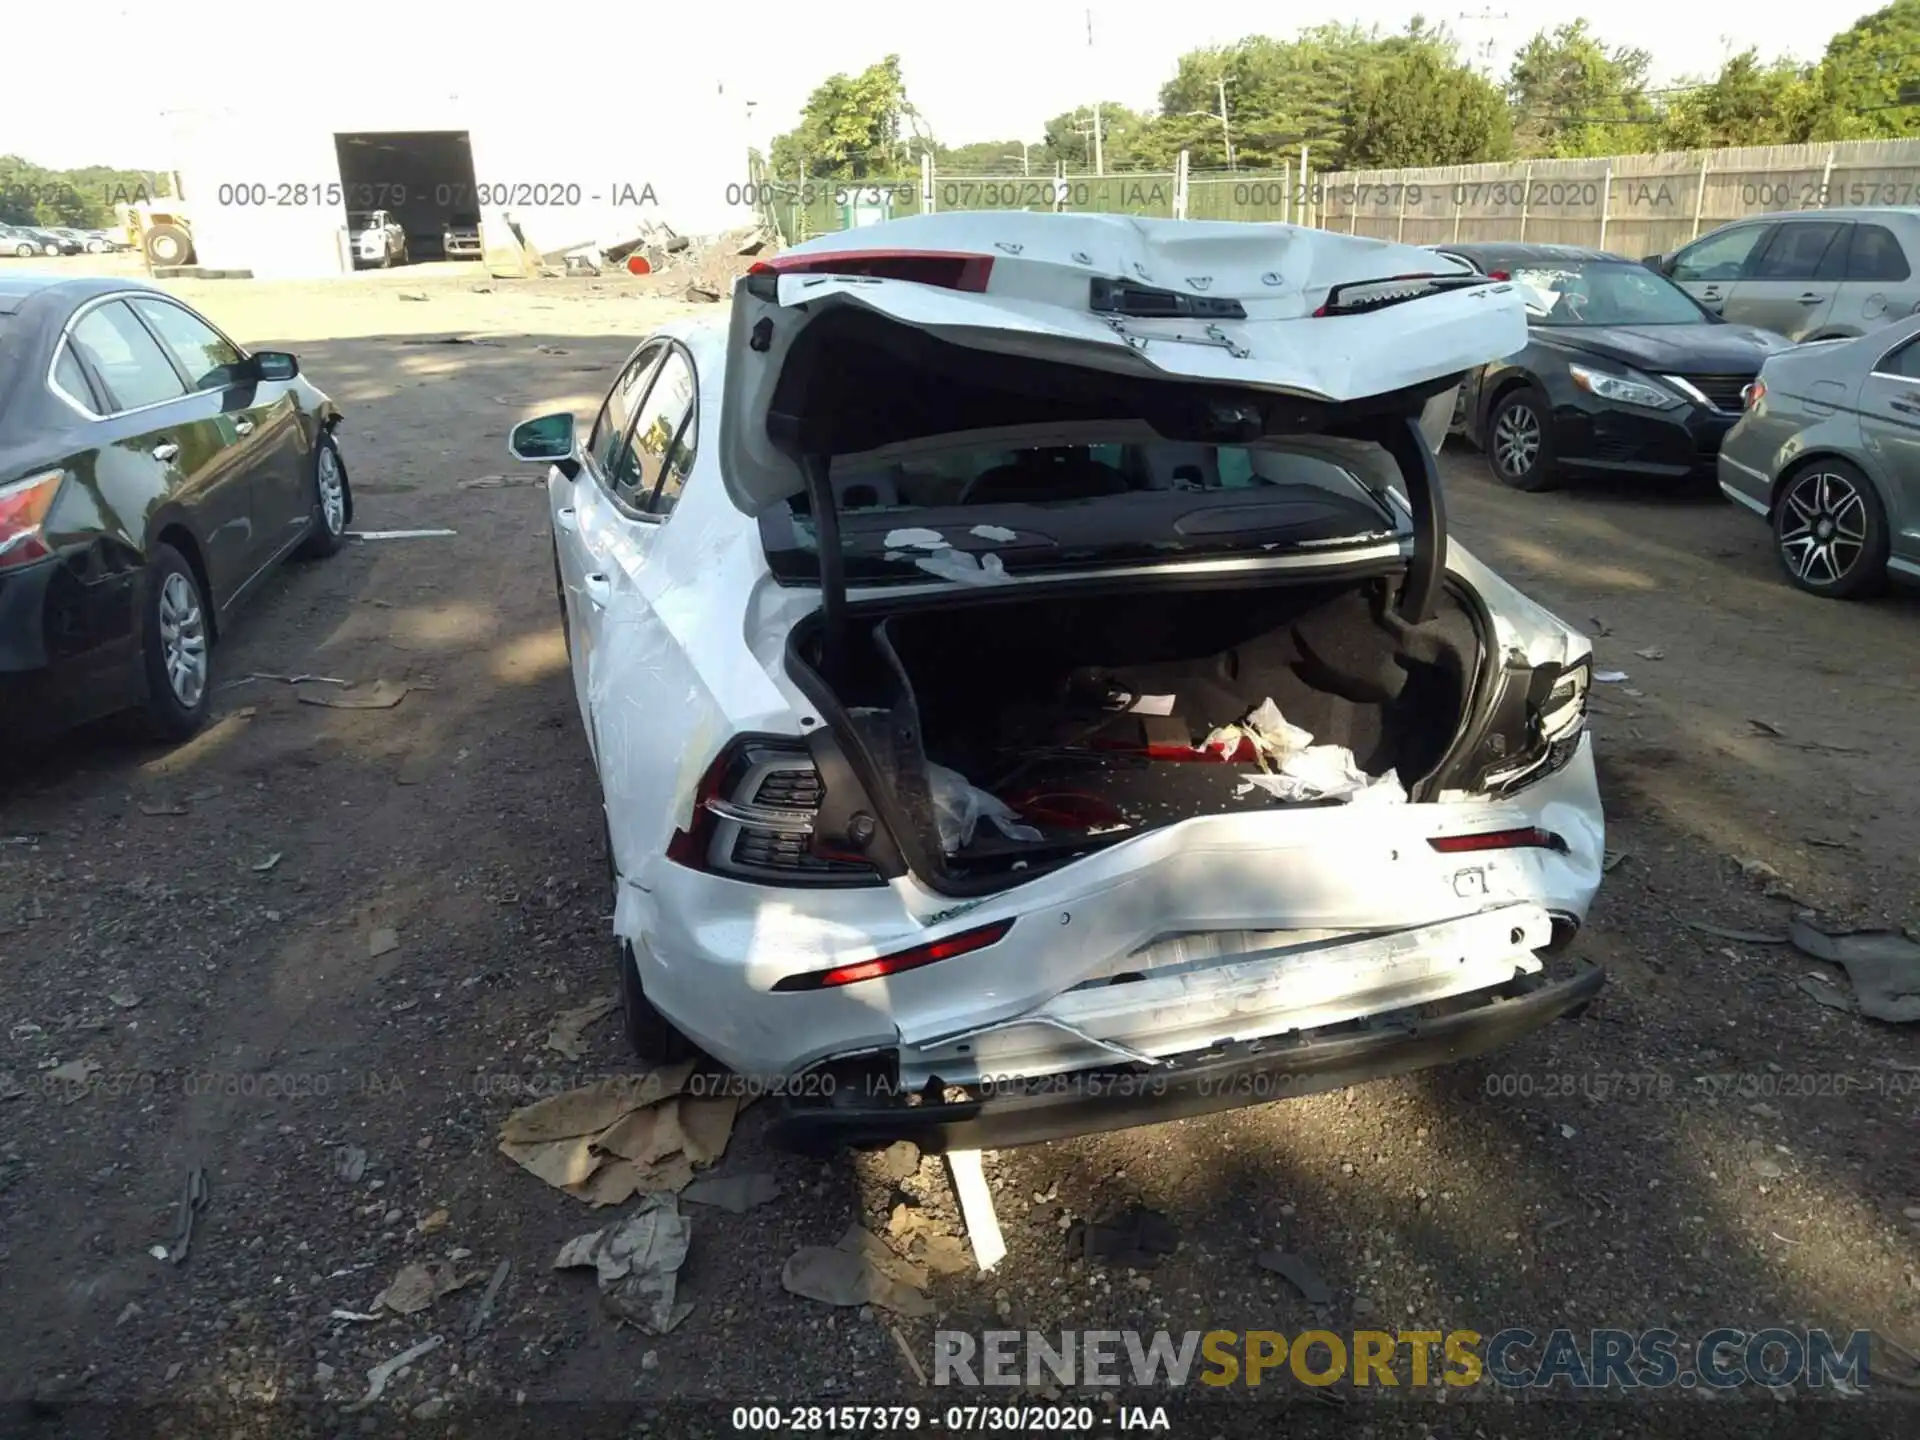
[{"left": 540, "top": 217, "right": 1600, "bottom": 1089}]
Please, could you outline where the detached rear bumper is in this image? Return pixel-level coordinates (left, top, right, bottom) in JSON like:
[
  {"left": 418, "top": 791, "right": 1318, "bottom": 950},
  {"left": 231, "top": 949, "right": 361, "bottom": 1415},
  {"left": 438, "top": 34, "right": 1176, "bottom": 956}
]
[{"left": 765, "top": 957, "right": 1604, "bottom": 1153}]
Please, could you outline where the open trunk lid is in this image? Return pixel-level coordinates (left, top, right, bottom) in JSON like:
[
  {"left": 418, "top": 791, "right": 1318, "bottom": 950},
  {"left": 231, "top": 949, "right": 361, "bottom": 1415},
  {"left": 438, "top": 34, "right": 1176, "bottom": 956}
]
[{"left": 718, "top": 211, "right": 1525, "bottom": 523}]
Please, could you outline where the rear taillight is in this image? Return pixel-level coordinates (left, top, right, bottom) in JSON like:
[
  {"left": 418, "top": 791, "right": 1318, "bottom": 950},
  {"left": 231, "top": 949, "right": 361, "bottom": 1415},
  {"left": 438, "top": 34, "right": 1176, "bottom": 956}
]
[
  {"left": 770, "top": 918, "right": 1015, "bottom": 992},
  {"left": 746, "top": 249, "right": 994, "bottom": 299},
  {"left": 1428, "top": 827, "right": 1568, "bottom": 854},
  {"left": 1312, "top": 271, "right": 1491, "bottom": 317},
  {"left": 667, "top": 738, "right": 883, "bottom": 886},
  {"left": 1743, "top": 378, "right": 1766, "bottom": 410},
  {"left": 1487, "top": 269, "right": 1511, "bottom": 281},
  {"left": 1452, "top": 656, "right": 1591, "bottom": 797},
  {"left": 0, "top": 471, "right": 64, "bottom": 569}
]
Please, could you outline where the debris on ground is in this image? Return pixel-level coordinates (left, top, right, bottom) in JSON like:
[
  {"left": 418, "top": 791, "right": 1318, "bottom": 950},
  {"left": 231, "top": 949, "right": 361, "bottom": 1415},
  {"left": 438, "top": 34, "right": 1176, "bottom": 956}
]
[
  {"left": 375, "top": 1259, "right": 478, "bottom": 1315},
  {"left": 545, "top": 995, "right": 618, "bottom": 1060},
  {"left": 344, "top": 1334, "right": 442, "bottom": 1412},
  {"left": 335, "top": 1145, "right": 369, "bottom": 1183},
  {"left": 684, "top": 283, "right": 723, "bottom": 304},
  {"left": 166, "top": 1167, "right": 209, "bottom": 1265},
  {"left": 137, "top": 801, "right": 189, "bottom": 817},
  {"left": 892, "top": 1324, "right": 930, "bottom": 1386},
  {"left": 553, "top": 1193, "right": 693, "bottom": 1333},
  {"left": 1734, "top": 857, "right": 1782, "bottom": 886},
  {"left": 1065, "top": 1206, "right": 1180, "bottom": 1268},
  {"left": 888, "top": 1204, "right": 974, "bottom": 1276},
  {"left": 251, "top": 852, "right": 282, "bottom": 874},
  {"left": 498, "top": 1064, "right": 736, "bottom": 1204},
  {"left": 1634, "top": 646, "right": 1666, "bottom": 660},
  {"left": 1258, "top": 1248, "right": 1334, "bottom": 1306},
  {"left": 782, "top": 1224, "right": 935, "bottom": 1316},
  {"left": 1594, "top": 670, "right": 1629, "bottom": 683},
  {"left": 348, "top": 529, "right": 458, "bottom": 541},
  {"left": 47, "top": 1058, "right": 101, "bottom": 1086},
  {"left": 300, "top": 680, "right": 425, "bottom": 711},
  {"left": 1685, "top": 920, "right": 1786, "bottom": 945},
  {"left": 880, "top": 1141, "right": 921, "bottom": 1182},
  {"left": 368, "top": 929, "right": 400, "bottom": 959},
  {"left": 1798, "top": 973, "right": 1856, "bottom": 1012},
  {"left": 1789, "top": 916, "right": 1920, "bottom": 1023},
  {"left": 465, "top": 1258, "right": 510, "bottom": 1339},
  {"left": 681, "top": 1172, "right": 782, "bottom": 1213}
]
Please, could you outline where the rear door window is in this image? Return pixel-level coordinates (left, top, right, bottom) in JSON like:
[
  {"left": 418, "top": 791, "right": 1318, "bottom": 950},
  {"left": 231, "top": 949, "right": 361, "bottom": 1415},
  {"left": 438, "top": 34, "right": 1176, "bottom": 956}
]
[
  {"left": 67, "top": 301, "right": 189, "bottom": 412},
  {"left": 1847, "top": 223, "right": 1911, "bottom": 282},
  {"left": 1873, "top": 336, "right": 1920, "bottom": 379},
  {"left": 1749, "top": 222, "right": 1846, "bottom": 281}
]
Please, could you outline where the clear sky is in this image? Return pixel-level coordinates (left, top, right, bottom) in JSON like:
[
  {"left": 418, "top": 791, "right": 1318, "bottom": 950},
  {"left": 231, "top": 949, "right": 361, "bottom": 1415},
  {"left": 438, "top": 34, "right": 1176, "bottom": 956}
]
[{"left": 2, "top": 0, "right": 1885, "bottom": 170}]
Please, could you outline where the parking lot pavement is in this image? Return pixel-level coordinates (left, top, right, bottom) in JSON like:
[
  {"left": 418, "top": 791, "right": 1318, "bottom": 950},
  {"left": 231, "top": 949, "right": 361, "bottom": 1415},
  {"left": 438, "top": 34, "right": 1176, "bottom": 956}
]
[{"left": 1, "top": 275, "right": 1916, "bottom": 1421}]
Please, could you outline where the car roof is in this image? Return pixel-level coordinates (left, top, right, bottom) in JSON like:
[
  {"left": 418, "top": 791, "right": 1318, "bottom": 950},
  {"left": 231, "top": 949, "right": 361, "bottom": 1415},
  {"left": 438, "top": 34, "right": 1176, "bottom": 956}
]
[
  {"left": 0, "top": 272, "right": 164, "bottom": 316},
  {"left": 1434, "top": 242, "right": 1628, "bottom": 266}
]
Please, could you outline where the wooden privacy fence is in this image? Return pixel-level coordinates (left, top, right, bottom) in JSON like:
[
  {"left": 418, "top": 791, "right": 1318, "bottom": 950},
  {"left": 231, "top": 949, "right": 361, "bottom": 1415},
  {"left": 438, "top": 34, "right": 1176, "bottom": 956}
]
[
  {"left": 1317, "top": 139, "right": 1920, "bottom": 257},
  {"left": 752, "top": 139, "right": 1920, "bottom": 251}
]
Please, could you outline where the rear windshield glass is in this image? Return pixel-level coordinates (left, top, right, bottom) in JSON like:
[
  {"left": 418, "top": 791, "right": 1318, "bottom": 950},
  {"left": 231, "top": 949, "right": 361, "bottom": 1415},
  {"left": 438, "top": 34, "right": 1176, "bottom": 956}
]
[
  {"left": 758, "top": 431, "right": 1407, "bottom": 585},
  {"left": 1510, "top": 261, "right": 1705, "bottom": 326}
]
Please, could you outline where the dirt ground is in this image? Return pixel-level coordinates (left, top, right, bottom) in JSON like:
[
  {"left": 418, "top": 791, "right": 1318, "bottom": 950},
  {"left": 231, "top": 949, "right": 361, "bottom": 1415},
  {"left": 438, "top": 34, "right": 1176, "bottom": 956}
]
[{"left": 2, "top": 261, "right": 1919, "bottom": 1433}]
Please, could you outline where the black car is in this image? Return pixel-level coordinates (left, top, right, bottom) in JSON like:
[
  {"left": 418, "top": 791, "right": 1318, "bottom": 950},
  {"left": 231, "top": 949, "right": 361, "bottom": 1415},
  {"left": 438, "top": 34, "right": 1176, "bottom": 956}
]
[
  {"left": 0, "top": 274, "right": 352, "bottom": 743},
  {"left": 1431, "top": 242, "right": 1795, "bottom": 491}
]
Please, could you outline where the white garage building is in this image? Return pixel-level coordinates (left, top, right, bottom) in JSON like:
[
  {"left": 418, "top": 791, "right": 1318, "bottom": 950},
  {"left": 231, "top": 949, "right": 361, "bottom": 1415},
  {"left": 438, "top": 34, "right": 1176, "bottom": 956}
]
[{"left": 162, "top": 80, "right": 757, "bottom": 277}]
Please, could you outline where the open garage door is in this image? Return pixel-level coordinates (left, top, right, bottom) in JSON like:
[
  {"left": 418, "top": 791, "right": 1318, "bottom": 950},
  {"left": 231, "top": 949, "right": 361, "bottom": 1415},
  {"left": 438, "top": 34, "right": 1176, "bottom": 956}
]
[{"left": 333, "top": 131, "right": 481, "bottom": 264}]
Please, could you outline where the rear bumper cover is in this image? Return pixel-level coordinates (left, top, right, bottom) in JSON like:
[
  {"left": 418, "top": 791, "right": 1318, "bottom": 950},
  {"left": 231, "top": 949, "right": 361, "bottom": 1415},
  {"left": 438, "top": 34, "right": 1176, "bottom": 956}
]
[{"left": 766, "top": 957, "right": 1604, "bottom": 1153}]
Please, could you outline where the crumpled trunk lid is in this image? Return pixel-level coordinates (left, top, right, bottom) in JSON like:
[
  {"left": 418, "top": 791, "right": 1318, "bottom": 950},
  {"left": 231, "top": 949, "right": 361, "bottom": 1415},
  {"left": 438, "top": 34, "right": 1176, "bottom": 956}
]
[{"left": 718, "top": 212, "right": 1526, "bottom": 520}]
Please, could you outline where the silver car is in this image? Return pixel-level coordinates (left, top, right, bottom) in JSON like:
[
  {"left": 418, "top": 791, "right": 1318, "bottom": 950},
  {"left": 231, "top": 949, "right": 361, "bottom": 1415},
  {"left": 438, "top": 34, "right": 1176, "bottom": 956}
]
[
  {"left": 1649, "top": 208, "right": 1920, "bottom": 343},
  {"left": 1718, "top": 318, "right": 1920, "bottom": 598}
]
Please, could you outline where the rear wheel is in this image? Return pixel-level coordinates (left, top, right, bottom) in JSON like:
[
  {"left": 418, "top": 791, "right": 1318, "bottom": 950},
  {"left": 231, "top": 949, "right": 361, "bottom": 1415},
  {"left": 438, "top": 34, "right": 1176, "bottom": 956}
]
[
  {"left": 1773, "top": 460, "right": 1889, "bottom": 599},
  {"left": 136, "top": 544, "right": 212, "bottom": 741},
  {"left": 618, "top": 938, "right": 697, "bottom": 1064},
  {"left": 1487, "top": 387, "right": 1558, "bottom": 492}
]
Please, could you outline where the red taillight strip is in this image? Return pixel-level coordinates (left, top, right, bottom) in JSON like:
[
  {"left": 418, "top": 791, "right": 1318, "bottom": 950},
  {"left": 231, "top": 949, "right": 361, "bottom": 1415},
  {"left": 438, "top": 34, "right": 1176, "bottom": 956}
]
[
  {"left": 1428, "top": 827, "right": 1568, "bottom": 854},
  {"left": 771, "top": 919, "right": 1014, "bottom": 992},
  {"left": 748, "top": 250, "right": 995, "bottom": 293}
]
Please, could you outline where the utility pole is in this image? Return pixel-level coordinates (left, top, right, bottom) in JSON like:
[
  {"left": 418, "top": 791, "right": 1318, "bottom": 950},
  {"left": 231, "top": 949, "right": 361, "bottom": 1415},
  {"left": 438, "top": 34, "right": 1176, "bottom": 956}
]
[
  {"left": 1216, "top": 76, "right": 1234, "bottom": 169},
  {"left": 1087, "top": 8, "right": 1104, "bottom": 175},
  {"left": 1456, "top": 9, "right": 1509, "bottom": 77}
]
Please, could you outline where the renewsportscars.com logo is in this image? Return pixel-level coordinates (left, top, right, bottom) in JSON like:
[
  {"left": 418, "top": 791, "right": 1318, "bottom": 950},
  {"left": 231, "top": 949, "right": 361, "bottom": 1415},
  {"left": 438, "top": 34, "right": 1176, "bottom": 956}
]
[{"left": 932, "top": 1328, "right": 1874, "bottom": 1391}]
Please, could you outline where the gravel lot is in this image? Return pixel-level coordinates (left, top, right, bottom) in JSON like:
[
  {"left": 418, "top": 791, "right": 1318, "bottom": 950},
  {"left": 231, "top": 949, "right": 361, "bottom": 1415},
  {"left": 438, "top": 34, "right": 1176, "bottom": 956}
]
[{"left": 2, "top": 264, "right": 1917, "bottom": 1434}]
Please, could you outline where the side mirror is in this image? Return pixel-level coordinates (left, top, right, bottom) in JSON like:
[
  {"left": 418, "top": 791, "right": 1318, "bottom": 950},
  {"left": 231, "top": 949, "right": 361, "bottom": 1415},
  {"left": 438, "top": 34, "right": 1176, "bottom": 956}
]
[
  {"left": 252, "top": 351, "right": 299, "bottom": 381},
  {"left": 1640, "top": 253, "right": 1665, "bottom": 272},
  {"left": 508, "top": 413, "right": 578, "bottom": 474}
]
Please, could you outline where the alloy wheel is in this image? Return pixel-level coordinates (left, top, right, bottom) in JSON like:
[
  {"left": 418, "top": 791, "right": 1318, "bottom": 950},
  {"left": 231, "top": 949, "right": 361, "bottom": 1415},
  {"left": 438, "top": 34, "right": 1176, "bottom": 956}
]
[
  {"left": 1778, "top": 470, "right": 1867, "bottom": 587},
  {"left": 158, "top": 572, "right": 208, "bottom": 708},
  {"left": 318, "top": 446, "right": 346, "bottom": 534},
  {"left": 1493, "top": 402, "right": 1541, "bottom": 477}
]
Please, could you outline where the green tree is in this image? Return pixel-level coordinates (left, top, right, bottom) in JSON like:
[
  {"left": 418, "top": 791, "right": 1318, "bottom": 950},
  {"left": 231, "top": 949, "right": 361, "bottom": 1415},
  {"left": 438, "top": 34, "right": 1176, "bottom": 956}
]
[
  {"left": 937, "top": 139, "right": 1033, "bottom": 174},
  {"left": 1037, "top": 104, "right": 1151, "bottom": 172},
  {"left": 1506, "top": 21, "right": 1655, "bottom": 157},
  {"left": 1657, "top": 52, "right": 1823, "bottom": 149},
  {"left": 768, "top": 56, "right": 923, "bottom": 180},
  {"left": 0, "top": 155, "right": 155, "bottom": 227},
  {"left": 1809, "top": 0, "right": 1920, "bottom": 138},
  {"left": 1344, "top": 45, "right": 1514, "bottom": 167}
]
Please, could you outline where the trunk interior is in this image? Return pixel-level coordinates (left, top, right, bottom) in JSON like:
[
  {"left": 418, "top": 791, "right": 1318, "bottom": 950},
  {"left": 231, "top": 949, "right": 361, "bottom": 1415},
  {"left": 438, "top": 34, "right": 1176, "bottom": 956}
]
[{"left": 809, "top": 574, "right": 1484, "bottom": 879}]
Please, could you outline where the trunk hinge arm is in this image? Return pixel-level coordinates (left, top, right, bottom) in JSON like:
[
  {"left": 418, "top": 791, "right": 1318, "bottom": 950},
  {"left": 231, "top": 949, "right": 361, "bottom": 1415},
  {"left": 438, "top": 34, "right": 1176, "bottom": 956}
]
[
  {"left": 1380, "top": 414, "right": 1447, "bottom": 625},
  {"left": 802, "top": 453, "right": 848, "bottom": 682}
]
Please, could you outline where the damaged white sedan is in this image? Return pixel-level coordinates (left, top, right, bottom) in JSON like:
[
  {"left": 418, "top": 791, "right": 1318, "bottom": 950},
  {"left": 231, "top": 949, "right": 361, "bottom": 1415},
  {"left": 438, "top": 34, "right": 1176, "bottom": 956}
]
[{"left": 508, "top": 212, "right": 1605, "bottom": 1152}]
